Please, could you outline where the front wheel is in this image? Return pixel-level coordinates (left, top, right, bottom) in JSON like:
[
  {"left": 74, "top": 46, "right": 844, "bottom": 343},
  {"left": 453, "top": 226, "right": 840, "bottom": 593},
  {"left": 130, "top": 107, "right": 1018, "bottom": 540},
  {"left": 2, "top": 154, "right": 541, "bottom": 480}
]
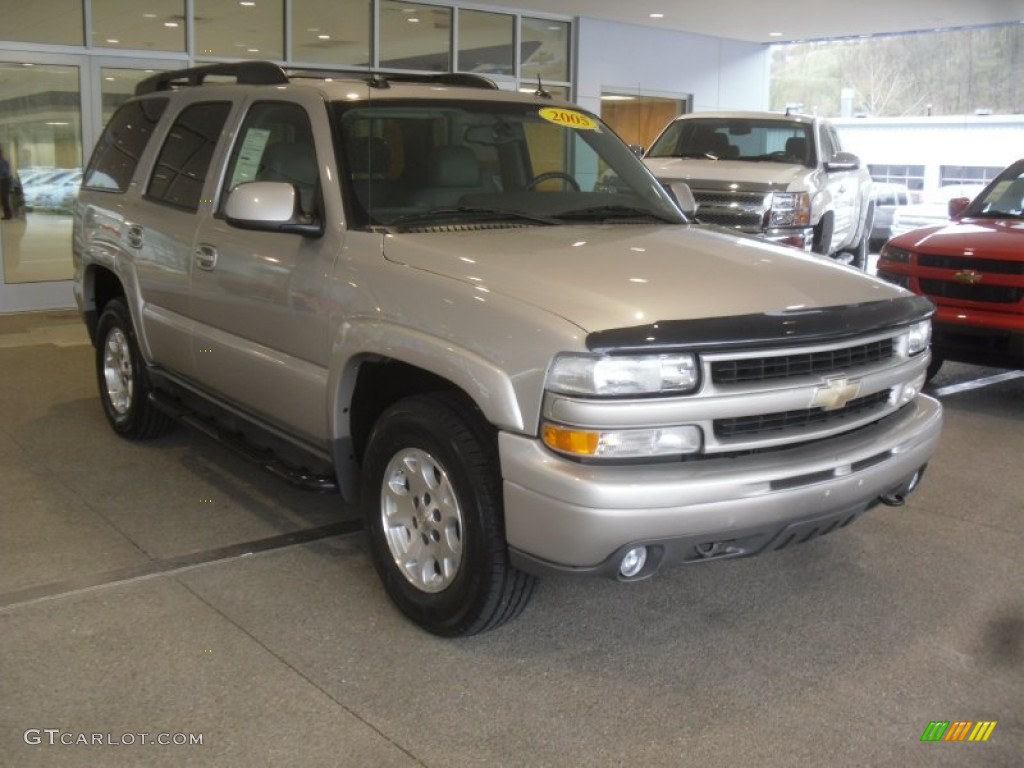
[
  {"left": 94, "top": 298, "right": 175, "bottom": 439},
  {"left": 361, "top": 393, "right": 536, "bottom": 636}
]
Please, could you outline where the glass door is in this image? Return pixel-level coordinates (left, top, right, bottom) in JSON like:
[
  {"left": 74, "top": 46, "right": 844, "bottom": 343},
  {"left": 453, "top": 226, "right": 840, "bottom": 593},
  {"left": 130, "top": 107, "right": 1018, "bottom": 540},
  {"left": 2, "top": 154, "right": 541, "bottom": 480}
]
[{"left": 0, "top": 57, "right": 84, "bottom": 310}]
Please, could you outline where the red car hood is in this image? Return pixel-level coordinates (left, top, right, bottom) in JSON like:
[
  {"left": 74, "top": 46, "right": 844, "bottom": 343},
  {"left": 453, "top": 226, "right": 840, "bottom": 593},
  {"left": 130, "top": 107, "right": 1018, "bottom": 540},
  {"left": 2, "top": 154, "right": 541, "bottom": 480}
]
[{"left": 893, "top": 218, "right": 1024, "bottom": 259}]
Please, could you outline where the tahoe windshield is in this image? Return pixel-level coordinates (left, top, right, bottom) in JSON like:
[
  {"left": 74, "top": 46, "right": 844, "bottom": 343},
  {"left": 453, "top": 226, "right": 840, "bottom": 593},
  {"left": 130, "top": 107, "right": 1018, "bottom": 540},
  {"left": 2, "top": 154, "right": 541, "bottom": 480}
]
[
  {"left": 333, "top": 99, "right": 684, "bottom": 230},
  {"left": 965, "top": 161, "right": 1024, "bottom": 219},
  {"left": 647, "top": 118, "right": 816, "bottom": 168}
]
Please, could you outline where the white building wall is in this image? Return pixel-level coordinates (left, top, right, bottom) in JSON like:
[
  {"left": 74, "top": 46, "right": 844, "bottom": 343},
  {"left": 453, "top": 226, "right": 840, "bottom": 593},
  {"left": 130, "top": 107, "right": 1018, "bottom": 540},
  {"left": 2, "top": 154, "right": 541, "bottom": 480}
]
[
  {"left": 833, "top": 116, "right": 1024, "bottom": 192},
  {"left": 574, "top": 17, "right": 770, "bottom": 117}
]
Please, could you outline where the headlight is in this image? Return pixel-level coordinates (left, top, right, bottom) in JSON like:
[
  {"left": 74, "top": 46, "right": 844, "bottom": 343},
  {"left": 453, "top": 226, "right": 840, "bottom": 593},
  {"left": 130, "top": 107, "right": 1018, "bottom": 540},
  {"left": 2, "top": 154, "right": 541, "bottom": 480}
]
[
  {"left": 769, "top": 191, "right": 811, "bottom": 227},
  {"left": 542, "top": 423, "right": 703, "bottom": 458},
  {"left": 905, "top": 319, "right": 931, "bottom": 356},
  {"left": 876, "top": 271, "right": 912, "bottom": 290},
  {"left": 880, "top": 245, "right": 911, "bottom": 264},
  {"left": 547, "top": 353, "right": 699, "bottom": 396}
]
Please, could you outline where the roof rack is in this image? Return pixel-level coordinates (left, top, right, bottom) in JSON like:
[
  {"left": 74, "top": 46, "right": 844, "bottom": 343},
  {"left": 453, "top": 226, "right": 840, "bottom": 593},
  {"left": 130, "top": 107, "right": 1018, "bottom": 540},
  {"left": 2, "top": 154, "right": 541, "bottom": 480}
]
[
  {"left": 134, "top": 61, "right": 500, "bottom": 96},
  {"left": 135, "top": 61, "right": 289, "bottom": 95},
  {"left": 287, "top": 68, "right": 498, "bottom": 91}
]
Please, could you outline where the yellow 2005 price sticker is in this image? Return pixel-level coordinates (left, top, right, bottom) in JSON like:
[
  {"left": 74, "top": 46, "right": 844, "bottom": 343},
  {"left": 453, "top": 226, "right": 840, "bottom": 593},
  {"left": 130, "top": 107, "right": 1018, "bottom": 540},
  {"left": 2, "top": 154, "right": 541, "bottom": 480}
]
[{"left": 538, "top": 107, "right": 599, "bottom": 131}]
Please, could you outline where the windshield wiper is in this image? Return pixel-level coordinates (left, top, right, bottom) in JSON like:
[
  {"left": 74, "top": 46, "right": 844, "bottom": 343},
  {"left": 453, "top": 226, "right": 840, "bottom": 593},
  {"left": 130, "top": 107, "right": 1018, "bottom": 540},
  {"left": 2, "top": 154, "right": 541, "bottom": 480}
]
[
  {"left": 553, "top": 205, "right": 678, "bottom": 224},
  {"left": 388, "top": 206, "right": 559, "bottom": 228},
  {"left": 970, "top": 210, "right": 1024, "bottom": 219}
]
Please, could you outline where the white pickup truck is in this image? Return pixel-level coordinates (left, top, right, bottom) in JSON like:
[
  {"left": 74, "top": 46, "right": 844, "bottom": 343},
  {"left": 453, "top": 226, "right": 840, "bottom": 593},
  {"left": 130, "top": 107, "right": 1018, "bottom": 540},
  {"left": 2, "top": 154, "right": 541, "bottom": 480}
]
[{"left": 643, "top": 111, "right": 875, "bottom": 269}]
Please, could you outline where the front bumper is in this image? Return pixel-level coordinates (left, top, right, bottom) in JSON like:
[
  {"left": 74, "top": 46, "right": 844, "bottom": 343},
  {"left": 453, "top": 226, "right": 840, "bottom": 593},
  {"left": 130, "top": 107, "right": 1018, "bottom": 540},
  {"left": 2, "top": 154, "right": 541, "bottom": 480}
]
[
  {"left": 500, "top": 395, "right": 942, "bottom": 576},
  {"left": 932, "top": 309, "right": 1024, "bottom": 369}
]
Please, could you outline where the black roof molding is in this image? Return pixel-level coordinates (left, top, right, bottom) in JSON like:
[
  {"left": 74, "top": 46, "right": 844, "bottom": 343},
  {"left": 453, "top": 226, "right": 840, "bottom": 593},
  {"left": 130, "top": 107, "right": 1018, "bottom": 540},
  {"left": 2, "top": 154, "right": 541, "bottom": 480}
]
[
  {"left": 135, "top": 61, "right": 289, "bottom": 95},
  {"left": 135, "top": 61, "right": 499, "bottom": 96}
]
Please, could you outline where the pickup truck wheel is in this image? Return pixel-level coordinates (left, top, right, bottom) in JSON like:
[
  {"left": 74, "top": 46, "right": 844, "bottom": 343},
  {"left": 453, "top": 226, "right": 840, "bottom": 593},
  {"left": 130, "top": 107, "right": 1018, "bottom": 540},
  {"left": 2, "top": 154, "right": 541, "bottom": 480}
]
[
  {"left": 95, "top": 298, "right": 174, "bottom": 439},
  {"left": 362, "top": 393, "right": 536, "bottom": 636},
  {"left": 813, "top": 213, "right": 833, "bottom": 256},
  {"left": 843, "top": 231, "right": 870, "bottom": 271}
]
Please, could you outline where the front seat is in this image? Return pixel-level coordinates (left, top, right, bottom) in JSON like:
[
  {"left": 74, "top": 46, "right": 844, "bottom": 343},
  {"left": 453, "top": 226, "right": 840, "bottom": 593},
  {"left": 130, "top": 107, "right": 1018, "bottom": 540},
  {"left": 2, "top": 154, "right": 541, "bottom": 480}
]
[
  {"left": 257, "top": 143, "right": 318, "bottom": 213},
  {"left": 409, "top": 145, "right": 493, "bottom": 209}
]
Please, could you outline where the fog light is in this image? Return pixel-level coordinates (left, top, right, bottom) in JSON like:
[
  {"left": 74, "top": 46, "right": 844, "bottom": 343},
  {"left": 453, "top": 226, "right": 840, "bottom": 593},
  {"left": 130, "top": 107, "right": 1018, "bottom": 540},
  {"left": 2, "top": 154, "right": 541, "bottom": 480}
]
[{"left": 619, "top": 546, "right": 647, "bottom": 578}]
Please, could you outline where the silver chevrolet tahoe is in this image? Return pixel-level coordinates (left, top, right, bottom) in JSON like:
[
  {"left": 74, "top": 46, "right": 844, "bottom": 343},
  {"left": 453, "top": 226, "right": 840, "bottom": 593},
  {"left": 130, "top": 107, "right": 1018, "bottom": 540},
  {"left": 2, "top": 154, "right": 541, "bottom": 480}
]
[{"left": 73, "top": 62, "right": 942, "bottom": 636}]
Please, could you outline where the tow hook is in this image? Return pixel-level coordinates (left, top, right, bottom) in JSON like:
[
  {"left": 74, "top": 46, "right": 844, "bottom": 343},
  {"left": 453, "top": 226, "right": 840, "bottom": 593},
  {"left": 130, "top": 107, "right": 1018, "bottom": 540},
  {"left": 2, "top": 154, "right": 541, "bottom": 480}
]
[{"left": 879, "top": 466, "right": 926, "bottom": 507}]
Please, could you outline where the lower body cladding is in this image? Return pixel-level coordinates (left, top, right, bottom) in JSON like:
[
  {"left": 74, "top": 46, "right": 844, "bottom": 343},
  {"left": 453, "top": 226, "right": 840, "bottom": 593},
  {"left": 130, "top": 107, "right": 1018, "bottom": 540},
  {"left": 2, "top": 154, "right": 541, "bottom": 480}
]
[{"left": 501, "top": 395, "right": 942, "bottom": 580}]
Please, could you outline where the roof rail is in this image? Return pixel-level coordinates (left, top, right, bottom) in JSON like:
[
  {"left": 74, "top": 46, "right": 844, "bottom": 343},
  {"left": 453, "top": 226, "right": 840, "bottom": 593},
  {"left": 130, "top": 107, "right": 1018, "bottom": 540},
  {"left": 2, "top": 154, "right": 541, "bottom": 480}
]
[
  {"left": 287, "top": 68, "right": 499, "bottom": 91},
  {"left": 135, "top": 61, "right": 289, "bottom": 95},
  {"left": 134, "top": 61, "right": 499, "bottom": 97}
]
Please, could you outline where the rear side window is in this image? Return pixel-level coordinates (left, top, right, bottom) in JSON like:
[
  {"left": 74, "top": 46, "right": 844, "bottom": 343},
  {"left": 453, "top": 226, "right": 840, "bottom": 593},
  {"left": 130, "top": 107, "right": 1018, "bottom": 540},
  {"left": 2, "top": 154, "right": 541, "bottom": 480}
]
[
  {"left": 147, "top": 101, "right": 231, "bottom": 211},
  {"left": 82, "top": 98, "right": 169, "bottom": 192}
]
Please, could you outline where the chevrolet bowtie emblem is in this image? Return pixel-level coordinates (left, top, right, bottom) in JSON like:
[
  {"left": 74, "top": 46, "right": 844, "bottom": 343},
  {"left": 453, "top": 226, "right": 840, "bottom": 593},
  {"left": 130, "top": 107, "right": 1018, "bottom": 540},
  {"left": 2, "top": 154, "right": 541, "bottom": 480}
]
[
  {"left": 811, "top": 376, "right": 861, "bottom": 411},
  {"left": 953, "top": 270, "right": 983, "bottom": 285}
]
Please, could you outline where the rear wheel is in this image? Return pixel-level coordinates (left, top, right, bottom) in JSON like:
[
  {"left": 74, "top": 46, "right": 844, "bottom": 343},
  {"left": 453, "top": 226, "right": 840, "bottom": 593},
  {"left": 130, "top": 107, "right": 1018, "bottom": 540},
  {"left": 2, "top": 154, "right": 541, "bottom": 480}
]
[
  {"left": 361, "top": 392, "right": 536, "bottom": 636},
  {"left": 95, "top": 298, "right": 175, "bottom": 439}
]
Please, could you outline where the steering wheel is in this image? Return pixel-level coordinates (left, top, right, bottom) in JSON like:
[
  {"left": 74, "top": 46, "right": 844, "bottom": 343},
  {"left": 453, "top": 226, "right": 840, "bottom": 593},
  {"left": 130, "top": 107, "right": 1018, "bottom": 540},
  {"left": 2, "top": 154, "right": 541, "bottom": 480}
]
[{"left": 526, "top": 171, "right": 581, "bottom": 191}]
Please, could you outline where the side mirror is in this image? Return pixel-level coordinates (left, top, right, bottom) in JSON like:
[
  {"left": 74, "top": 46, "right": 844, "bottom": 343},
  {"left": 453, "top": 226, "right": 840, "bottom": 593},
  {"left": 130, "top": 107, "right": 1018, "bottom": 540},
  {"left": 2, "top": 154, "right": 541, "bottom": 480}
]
[
  {"left": 824, "top": 151, "right": 860, "bottom": 172},
  {"left": 224, "top": 181, "right": 322, "bottom": 237},
  {"left": 668, "top": 181, "right": 698, "bottom": 219},
  {"left": 948, "top": 197, "right": 971, "bottom": 219}
]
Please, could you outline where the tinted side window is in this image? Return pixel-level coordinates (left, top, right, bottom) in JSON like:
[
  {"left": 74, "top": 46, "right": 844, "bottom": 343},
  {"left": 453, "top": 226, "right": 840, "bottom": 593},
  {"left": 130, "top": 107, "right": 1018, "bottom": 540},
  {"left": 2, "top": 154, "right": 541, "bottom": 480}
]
[
  {"left": 147, "top": 101, "right": 231, "bottom": 211},
  {"left": 222, "top": 101, "right": 319, "bottom": 214},
  {"left": 818, "top": 125, "right": 836, "bottom": 163},
  {"left": 83, "top": 98, "right": 169, "bottom": 192}
]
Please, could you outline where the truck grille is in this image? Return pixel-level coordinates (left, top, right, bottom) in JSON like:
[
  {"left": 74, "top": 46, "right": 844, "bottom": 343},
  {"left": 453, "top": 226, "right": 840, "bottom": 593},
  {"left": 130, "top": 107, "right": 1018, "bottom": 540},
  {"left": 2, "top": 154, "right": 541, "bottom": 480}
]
[
  {"left": 692, "top": 189, "right": 766, "bottom": 230},
  {"left": 918, "top": 254, "right": 1024, "bottom": 275},
  {"left": 714, "top": 390, "right": 891, "bottom": 440},
  {"left": 919, "top": 279, "right": 1023, "bottom": 304},
  {"left": 711, "top": 338, "right": 894, "bottom": 384}
]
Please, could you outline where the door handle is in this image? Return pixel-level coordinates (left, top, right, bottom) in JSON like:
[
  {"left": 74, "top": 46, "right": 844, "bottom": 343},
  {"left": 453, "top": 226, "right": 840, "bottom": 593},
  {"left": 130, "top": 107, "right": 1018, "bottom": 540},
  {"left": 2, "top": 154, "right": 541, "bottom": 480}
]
[
  {"left": 127, "top": 225, "right": 144, "bottom": 249},
  {"left": 194, "top": 244, "right": 218, "bottom": 270}
]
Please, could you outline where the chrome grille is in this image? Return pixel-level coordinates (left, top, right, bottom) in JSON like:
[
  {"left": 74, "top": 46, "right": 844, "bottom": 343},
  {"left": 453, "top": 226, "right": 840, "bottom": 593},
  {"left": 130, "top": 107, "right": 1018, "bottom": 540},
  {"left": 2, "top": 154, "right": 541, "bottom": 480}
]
[
  {"left": 714, "top": 390, "right": 892, "bottom": 440},
  {"left": 712, "top": 339, "right": 894, "bottom": 385},
  {"left": 693, "top": 189, "right": 766, "bottom": 229}
]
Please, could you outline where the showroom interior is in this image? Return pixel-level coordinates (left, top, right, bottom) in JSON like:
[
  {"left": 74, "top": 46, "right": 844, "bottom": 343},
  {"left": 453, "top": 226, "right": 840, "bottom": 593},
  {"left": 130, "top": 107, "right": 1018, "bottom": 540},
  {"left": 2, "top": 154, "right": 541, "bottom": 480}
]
[{"left": 1, "top": 1, "right": 1021, "bottom": 766}]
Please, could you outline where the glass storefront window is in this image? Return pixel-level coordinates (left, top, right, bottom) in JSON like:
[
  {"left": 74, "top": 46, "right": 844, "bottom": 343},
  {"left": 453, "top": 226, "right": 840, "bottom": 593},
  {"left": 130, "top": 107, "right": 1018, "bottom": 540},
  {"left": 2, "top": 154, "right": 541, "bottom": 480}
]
[
  {"left": 0, "top": 62, "right": 82, "bottom": 284},
  {"left": 4, "top": 2, "right": 84, "bottom": 46},
  {"left": 91, "top": 0, "right": 186, "bottom": 52},
  {"left": 379, "top": 1, "right": 452, "bottom": 72},
  {"left": 292, "top": 0, "right": 371, "bottom": 66},
  {"left": 194, "top": 0, "right": 284, "bottom": 60},
  {"left": 457, "top": 9, "right": 514, "bottom": 76},
  {"left": 100, "top": 68, "right": 162, "bottom": 125},
  {"left": 520, "top": 17, "right": 570, "bottom": 84}
]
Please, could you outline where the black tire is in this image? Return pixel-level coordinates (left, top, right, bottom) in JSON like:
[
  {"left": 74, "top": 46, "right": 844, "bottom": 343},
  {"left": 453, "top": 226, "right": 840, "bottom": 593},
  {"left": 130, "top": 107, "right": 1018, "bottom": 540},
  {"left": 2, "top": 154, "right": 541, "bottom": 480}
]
[
  {"left": 813, "top": 212, "right": 833, "bottom": 255},
  {"left": 94, "top": 298, "right": 175, "bottom": 439},
  {"left": 844, "top": 229, "right": 870, "bottom": 271},
  {"left": 361, "top": 392, "right": 536, "bottom": 636}
]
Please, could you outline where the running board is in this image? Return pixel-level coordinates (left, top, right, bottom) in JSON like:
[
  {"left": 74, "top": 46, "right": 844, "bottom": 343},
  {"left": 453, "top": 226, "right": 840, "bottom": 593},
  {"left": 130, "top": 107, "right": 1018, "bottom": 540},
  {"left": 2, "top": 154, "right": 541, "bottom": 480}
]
[{"left": 148, "top": 392, "right": 339, "bottom": 493}]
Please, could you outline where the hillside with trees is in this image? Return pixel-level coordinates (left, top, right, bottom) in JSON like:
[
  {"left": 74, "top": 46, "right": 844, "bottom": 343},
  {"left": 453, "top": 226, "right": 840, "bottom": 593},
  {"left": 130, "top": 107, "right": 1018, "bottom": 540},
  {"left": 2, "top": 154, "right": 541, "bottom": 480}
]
[{"left": 771, "top": 24, "right": 1024, "bottom": 118}]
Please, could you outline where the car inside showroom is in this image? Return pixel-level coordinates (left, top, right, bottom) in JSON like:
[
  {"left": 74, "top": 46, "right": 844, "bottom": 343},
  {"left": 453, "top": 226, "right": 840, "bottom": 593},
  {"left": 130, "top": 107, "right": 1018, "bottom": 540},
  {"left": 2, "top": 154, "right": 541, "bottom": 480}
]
[{"left": 0, "top": 2, "right": 1021, "bottom": 766}]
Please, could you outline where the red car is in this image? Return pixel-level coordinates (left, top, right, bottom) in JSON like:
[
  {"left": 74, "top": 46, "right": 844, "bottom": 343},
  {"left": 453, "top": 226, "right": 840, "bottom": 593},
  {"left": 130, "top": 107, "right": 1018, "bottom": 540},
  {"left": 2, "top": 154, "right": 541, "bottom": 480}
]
[{"left": 877, "top": 158, "right": 1024, "bottom": 380}]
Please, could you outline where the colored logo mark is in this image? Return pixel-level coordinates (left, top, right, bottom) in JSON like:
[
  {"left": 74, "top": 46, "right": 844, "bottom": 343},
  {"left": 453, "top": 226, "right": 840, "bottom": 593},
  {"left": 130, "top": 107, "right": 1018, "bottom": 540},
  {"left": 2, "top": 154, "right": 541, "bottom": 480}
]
[{"left": 920, "top": 721, "right": 997, "bottom": 742}]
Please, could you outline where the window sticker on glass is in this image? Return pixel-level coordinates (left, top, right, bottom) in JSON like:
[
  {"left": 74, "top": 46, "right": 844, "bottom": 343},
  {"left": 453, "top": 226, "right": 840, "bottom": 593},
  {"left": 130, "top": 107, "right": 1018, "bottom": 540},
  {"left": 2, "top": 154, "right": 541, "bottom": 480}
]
[
  {"left": 229, "top": 128, "right": 272, "bottom": 187},
  {"left": 538, "top": 108, "right": 598, "bottom": 131}
]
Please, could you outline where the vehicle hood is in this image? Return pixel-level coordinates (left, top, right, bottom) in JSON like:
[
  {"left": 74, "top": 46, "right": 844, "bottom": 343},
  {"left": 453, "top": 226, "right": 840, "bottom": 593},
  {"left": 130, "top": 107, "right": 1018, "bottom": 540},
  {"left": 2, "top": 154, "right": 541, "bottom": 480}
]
[
  {"left": 383, "top": 224, "right": 901, "bottom": 333},
  {"left": 642, "top": 157, "right": 811, "bottom": 191},
  {"left": 891, "top": 217, "right": 1024, "bottom": 258}
]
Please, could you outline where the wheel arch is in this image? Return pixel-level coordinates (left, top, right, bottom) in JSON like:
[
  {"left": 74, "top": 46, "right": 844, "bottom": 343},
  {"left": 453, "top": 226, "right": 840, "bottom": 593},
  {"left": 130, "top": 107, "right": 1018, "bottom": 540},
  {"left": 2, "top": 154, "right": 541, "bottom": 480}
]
[
  {"left": 328, "top": 321, "right": 527, "bottom": 504},
  {"left": 81, "top": 264, "right": 127, "bottom": 345}
]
